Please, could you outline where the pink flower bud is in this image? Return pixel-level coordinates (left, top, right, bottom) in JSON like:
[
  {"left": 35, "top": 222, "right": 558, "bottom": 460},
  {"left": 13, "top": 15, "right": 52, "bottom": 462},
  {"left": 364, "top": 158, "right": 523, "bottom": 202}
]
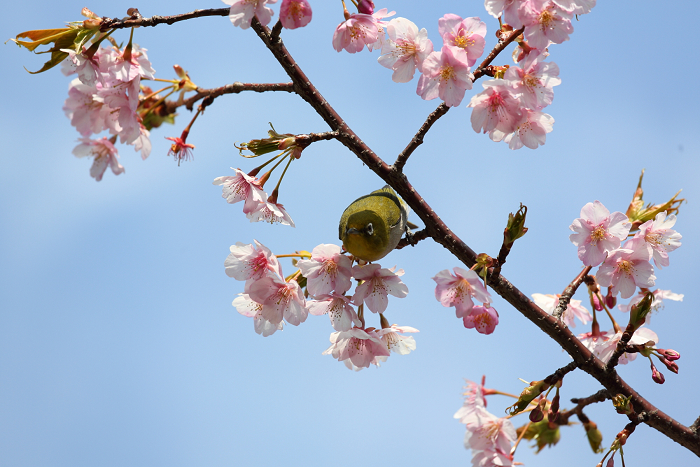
[
  {"left": 529, "top": 405, "right": 544, "bottom": 422},
  {"left": 606, "top": 455, "right": 615, "bottom": 467},
  {"left": 659, "top": 357, "right": 679, "bottom": 374},
  {"left": 591, "top": 293, "right": 603, "bottom": 311},
  {"left": 605, "top": 287, "right": 617, "bottom": 308},
  {"left": 651, "top": 363, "right": 665, "bottom": 384},
  {"left": 357, "top": 0, "right": 374, "bottom": 14},
  {"left": 661, "top": 349, "right": 681, "bottom": 361}
]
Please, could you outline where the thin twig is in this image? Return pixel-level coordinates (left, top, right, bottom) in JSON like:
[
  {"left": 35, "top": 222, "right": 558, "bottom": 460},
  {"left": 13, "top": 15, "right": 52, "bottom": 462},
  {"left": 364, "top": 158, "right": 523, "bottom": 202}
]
[
  {"left": 558, "top": 389, "right": 610, "bottom": 425},
  {"left": 393, "top": 103, "right": 449, "bottom": 172},
  {"left": 553, "top": 266, "right": 592, "bottom": 319},
  {"left": 396, "top": 228, "right": 430, "bottom": 250},
  {"left": 100, "top": 8, "right": 230, "bottom": 31},
  {"left": 163, "top": 82, "right": 295, "bottom": 113},
  {"left": 543, "top": 361, "right": 578, "bottom": 386}
]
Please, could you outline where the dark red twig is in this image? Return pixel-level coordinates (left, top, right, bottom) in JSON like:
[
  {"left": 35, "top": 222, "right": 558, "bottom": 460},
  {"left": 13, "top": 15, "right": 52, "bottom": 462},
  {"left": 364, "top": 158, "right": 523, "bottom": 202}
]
[
  {"left": 393, "top": 103, "right": 450, "bottom": 172},
  {"left": 163, "top": 82, "right": 295, "bottom": 113}
]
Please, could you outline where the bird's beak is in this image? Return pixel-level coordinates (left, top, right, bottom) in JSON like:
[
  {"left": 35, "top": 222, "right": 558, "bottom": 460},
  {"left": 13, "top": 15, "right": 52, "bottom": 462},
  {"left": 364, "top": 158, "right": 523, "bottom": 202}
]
[{"left": 346, "top": 227, "right": 361, "bottom": 235}]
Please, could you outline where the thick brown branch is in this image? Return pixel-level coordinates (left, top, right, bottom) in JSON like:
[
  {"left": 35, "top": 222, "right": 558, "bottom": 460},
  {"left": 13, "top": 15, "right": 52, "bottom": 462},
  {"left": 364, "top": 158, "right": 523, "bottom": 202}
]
[
  {"left": 163, "top": 82, "right": 295, "bottom": 113},
  {"left": 553, "top": 266, "right": 592, "bottom": 319},
  {"left": 393, "top": 103, "right": 450, "bottom": 172},
  {"left": 100, "top": 8, "right": 230, "bottom": 31},
  {"left": 248, "top": 17, "right": 700, "bottom": 457}
]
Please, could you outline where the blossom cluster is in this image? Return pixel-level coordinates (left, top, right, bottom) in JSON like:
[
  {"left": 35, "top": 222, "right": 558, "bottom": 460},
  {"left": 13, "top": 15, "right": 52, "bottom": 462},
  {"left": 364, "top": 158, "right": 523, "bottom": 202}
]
[
  {"left": 528, "top": 200, "right": 683, "bottom": 384},
  {"left": 222, "top": 0, "right": 312, "bottom": 30},
  {"left": 329, "top": 1, "right": 596, "bottom": 149},
  {"left": 454, "top": 379, "right": 517, "bottom": 467},
  {"left": 62, "top": 43, "right": 154, "bottom": 181},
  {"left": 432, "top": 267, "right": 498, "bottom": 334},
  {"left": 226, "top": 242, "right": 417, "bottom": 370},
  {"left": 213, "top": 168, "right": 296, "bottom": 227}
]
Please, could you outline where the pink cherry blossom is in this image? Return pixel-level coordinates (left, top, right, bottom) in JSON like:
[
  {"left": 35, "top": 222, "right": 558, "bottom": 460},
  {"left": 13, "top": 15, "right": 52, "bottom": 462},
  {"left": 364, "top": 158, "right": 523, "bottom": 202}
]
[
  {"left": 504, "top": 56, "right": 561, "bottom": 109},
  {"left": 99, "top": 78, "right": 142, "bottom": 145},
  {"left": 322, "top": 327, "right": 391, "bottom": 370},
  {"left": 577, "top": 328, "right": 613, "bottom": 356},
  {"left": 432, "top": 267, "right": 491, "bottom": 318},
  {"left": 468, "top": 79, "right": 522, "bottom": 136},
  {"left": 165, "top": 136, "right": 195, "bottom": 165},
  {"left": 307, "top": 293, "right": 361, "bottom": 332},
  {"left": 519, "top": 0, "right": 574, "bottom": 49},
  {"left": 634, "top": 212, "right": 682, "bottom": 268},
  {"left": 553, "top": 0, "right": 596, "bottom": 15},
  {"left": 61, "top": 48, "right": 100, "bottom": 86},
  {"left": 378, "top": 17, "right": 433, "bottom": 83},
  {"left": 296, "top": 244, "right": 353, "bottom": 296},
  {"left": 569, "top": 201, "right": 631, "bottom": 267},
  {"left": 213, "top": 168, "right": 267, "bottom": 214},
  {"left": 232, "top": 293, "right": 283, "bottom": 337},
  {"left": 225, "top": 240, "right": 282, "bottom": 282},
  {"left": 374, "top": 324, "right": 419, "bottom": 355},
  {"left": 332, "top": 13, "right": 379, "bottom": 53},
  {"left": 352, "top": 264, "right": 409, "bottom": 313},
  {"left": 498, "top": 109, "right": 554, "bottom": 149},
  {"left": 461, "top": 405, "right": 517, "bottom": 454},
  {"left": 438, "top": 14, "right": 486, "bottom": 67},
  {"left": 595, "top": 327, "right": 658, "bottom": 364},
  {"left": 470, "top": 448, "right": 514, "bottom": 467},
  {"left": 618, "top": 289, "right": 684, "bottom": 321},
  {"left": 597, "top": 237, "right": 656, "bottom": 299},
  {"left": 223, "top": 0, "right": 277, "bottom": 29},
  {"left": 63, "top": 78, "right": 107, "bottom": 137},
  {"left": 366, "top": 9, "right": 395, "bottom": 52},
  {"left": 72, "top": 137, "right": 124, "bottom": 181},
  {"left": 247, "top": 274, "right": 307, "bottom": 326},
  {"left": 531, "top": 293, "right": 591, "bottom": 328},
  {"left": 245, "top": 198, "right": 295, "bottom": 227},
  {"left": 485, "top": 0, "right": 524, "bottom": 29},
  {"left": 133, "top": 126, "right": 152, "bottom": 160},
  {"left": 280, "top": 0, "right": 312, "bottom": 29},
  {"left": 416, "top": 46, "right": 473, "bottom": 107},
  {"left": 463, "top": 305, "right": 499, "bottom": 334}
]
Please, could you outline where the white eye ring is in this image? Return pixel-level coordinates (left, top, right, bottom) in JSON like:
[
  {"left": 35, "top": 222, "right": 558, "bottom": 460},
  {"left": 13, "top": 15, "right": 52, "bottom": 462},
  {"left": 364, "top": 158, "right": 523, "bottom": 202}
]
[{"left": 365, "top": 223, "right": 374, "bottom": 236}]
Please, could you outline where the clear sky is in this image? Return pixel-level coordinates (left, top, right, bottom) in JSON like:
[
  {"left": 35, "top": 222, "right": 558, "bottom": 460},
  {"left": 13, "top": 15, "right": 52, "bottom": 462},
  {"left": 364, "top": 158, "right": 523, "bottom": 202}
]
[{"left": 2, "top": 1, "right": 699, "bottom": 466}]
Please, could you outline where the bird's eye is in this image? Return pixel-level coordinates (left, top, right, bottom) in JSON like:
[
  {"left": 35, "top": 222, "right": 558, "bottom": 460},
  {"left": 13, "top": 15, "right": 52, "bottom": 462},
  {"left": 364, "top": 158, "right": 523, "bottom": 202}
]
[{"left": 365, "top": 223, "right": 374, "bottom": 236}]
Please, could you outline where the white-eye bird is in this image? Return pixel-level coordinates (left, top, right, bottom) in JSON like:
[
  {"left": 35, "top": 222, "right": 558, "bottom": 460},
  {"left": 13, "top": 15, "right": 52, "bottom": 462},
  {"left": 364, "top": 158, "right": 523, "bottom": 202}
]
[{"left": 338, "top": 185, "right": 414, "bottom": 262}]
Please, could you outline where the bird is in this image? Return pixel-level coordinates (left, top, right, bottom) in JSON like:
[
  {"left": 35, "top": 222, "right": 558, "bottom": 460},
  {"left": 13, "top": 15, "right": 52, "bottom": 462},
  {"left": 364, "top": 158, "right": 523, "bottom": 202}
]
[{"left": 338, "top": 185, "right": 414, "bottom": 262}]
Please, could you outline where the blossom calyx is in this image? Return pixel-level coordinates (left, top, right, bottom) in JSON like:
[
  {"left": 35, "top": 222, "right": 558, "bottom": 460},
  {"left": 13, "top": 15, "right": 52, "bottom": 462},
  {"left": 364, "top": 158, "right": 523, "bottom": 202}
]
[
  {"left": 518, "top": 418, "right": 561, "bottom": 453},
  {"left": 611, "top": 394, "right": 634, "bottom": 416},
  {"left": 507, "top": 380, "right": 549, "bottom": 415}
]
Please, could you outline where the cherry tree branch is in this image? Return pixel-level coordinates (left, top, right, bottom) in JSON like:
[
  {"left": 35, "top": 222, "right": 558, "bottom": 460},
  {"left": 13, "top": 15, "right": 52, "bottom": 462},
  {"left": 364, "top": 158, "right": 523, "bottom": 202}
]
[
  {"left": 606, "top": 323, "right": 637, "bottom": 370},
  {"left": 396, "top": 228, "right": 430, "bottom": 250},
  {"left": 163, "top": 82, "right": 296, "bottom": 113},
  {"left": 543, "top": 361, "right": 578, "bottom": 385},
  {"left": 244, "top": 18, "right": 700, "bottom": 456},
  {"left": 472, "top": 27, "right": 525, "bottom": 80}
]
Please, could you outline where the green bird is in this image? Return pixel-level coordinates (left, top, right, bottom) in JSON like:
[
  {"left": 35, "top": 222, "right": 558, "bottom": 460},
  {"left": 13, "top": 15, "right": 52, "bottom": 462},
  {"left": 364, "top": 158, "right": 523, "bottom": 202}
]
[{"left": 338, "top": 185, "right": 414, "bottom": 262}]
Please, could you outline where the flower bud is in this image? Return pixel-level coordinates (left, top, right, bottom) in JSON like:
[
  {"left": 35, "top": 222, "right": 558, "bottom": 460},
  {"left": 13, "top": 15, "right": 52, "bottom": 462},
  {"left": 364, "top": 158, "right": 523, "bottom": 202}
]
[
  {"left": 650, "top": 362, "right": 665, "bottom": 384},
  {"left": 547, "top": 390, "right": 560, "bottom": 423},
  {"left": 605, "top": 287, "right": 617, "bottom": 309},
  {"left": 529, "top": 405, "right": 544, "bottom": 423},
  {"left": 507, "top": 380, "right": 549, "bottom": 415},
  {"left": 611, "top": 394, "right": 634, "bottom": 416},
  {"left": 660, "top": 348, "right": 680, "bottom": 361},
  {"left": 626, "top": 169, "right": 684, "bottom": 231},
  {"left": 629, "top": 291, "right": 654, "bottom": 331},
  {"left": 606, "top": 455, "right": 615, "bottom": 467},
  {"left": 659, "top": 357, "right": 679, "bottom": 374},
  {"left": 357, "top": 0, "right": 375, "bottom": 14},
  {"left": 591, "top": 293, "right": 603, "bottom": 311},
  {"left": 584, "top": 421, "right": 604, "bottom": 453},
  {"left": 504, "top": 204, "right": 528, "bottom": 245}
]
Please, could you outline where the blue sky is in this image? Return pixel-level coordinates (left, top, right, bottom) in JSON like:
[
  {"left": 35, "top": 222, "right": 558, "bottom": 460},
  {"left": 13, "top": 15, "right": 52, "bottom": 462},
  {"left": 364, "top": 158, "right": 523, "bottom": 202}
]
[{"left": 2, "top": 1, "right": 699, "bottom": 466}]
